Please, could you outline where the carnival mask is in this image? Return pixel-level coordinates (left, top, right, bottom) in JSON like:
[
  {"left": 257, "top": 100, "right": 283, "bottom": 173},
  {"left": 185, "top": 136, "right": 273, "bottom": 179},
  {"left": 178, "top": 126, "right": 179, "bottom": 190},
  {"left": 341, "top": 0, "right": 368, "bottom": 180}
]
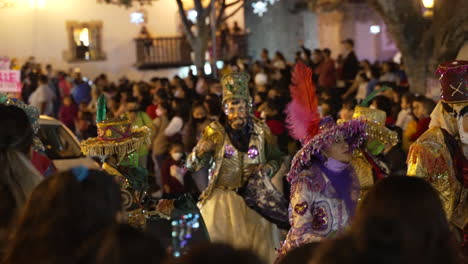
[
  {"left": 224, "top": 99, "right": 248, "bottom": 130},
  {"left": 456, "top": 107, "right": 468, "bottom": 145}
]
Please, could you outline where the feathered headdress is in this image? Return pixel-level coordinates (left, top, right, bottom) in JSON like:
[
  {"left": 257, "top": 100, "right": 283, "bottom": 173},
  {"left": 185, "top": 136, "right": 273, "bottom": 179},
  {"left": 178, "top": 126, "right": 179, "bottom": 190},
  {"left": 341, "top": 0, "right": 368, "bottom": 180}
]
[{"left": 285, "top": 62, "right": 320, "bottom": 144}]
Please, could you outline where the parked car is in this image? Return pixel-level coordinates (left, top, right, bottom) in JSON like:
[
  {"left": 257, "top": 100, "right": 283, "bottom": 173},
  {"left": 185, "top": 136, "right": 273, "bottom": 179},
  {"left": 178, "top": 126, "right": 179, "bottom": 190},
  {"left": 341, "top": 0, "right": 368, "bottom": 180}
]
[{"left": 38, "top": 115, "right": 99, "bottom": 172}]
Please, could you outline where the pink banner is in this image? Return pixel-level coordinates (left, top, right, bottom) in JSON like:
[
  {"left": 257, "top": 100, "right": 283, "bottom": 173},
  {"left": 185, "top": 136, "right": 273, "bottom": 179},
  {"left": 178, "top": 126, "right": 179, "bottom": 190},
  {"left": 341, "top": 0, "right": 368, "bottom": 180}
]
[{"left": 0, "top": 70, "right": 21, "bottom": 93}]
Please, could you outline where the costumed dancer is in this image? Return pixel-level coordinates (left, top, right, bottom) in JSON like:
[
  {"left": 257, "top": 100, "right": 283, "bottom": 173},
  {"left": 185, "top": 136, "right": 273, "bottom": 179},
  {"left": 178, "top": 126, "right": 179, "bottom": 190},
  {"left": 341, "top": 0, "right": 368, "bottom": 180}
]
[
  {"left": 80, "top": 95, "right": 151, "bottom": 227},
  {"left": 277, "top": 62, "right": 367, "bottom": 259},
  {"left": 407, "top": 60, "right": 467, "bottom": 254},
  {"left": 185, "top": 72, "right": 287, "bottom": 263},
  {"left": 349, "top": 92, "right": 398, "bottom": 197}
]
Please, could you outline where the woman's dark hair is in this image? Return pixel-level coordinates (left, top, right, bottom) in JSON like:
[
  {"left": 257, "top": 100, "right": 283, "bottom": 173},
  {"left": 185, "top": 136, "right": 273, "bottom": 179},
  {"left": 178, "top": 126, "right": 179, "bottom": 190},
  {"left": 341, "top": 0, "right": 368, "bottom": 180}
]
[
  {"left": 204, "top": 94, "right": 223, "bottom": 120},
  {"left": 158, "top": 101, "right": 171, "bottom": 113},
  {"left": 342, "top": 98, "right": 357, "bottom": 111},
  {"left": 85, "top": 224, "right": 166, "bottom": 264},
  {"left": 155, "top": 88, "right": 169, "bottom": 101},
  {"left": 0, "top": 104, "right": 40, "bottom": 237},
  {"left": 370, "top": 66, "right": 381, "bottom": 79},
  {"left": 171, "top": 98, "right": 190, "bottom": 122},
  {"left": 351, "top": 177, "right": 459, "bottom": 264},
  {"left": 3, "top": 169, "right": 122, "bottom": 264},
  {"left": 183, "top": 103, "right": 207, "bottom": 152},
  {"left": 181, "top": 243, "right": 265, "bottom": 264},
  {"left": 372, "top": 95, "right": 393, "bottom": 117},
  {"left": 0, "top": 104, "right": 33, "bottom": 155},
  {"left": 358, "top": 72, "right": 370, "bottom": 82},
  {"left": 401, "top": 92, "right": 415, "bottom": 105},
  {"left": 278, "top": 242, "right": 321, "bottom": 264},
  {"left": 323, "top": 48, "right": 331, "bottom": 56},
  {"left": 275, "top": 51, "right": 286, "bottom": 61}
]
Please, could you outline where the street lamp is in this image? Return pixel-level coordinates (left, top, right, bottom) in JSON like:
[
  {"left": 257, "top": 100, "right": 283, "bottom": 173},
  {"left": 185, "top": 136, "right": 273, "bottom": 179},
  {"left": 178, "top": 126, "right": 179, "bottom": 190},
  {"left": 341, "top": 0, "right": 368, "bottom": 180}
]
[
  {"left": 422, "top": 0, "right": 434, "bottom": 8},
  {"left": 422, "top": 0, "right": 434, "bottom": 17}
]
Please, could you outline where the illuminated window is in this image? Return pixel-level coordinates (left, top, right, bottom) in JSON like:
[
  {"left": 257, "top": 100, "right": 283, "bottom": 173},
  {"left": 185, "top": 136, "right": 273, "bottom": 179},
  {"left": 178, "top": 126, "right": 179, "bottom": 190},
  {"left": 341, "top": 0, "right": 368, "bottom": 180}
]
[
  {"left": 64, "top": 21, "right": 106, "bottom": 62},
  {"left": 130, "top": 10, "right": 147, "bottom": 25},
  {"left": 74, "top": 28, "right": 90, "bottom": 46}
]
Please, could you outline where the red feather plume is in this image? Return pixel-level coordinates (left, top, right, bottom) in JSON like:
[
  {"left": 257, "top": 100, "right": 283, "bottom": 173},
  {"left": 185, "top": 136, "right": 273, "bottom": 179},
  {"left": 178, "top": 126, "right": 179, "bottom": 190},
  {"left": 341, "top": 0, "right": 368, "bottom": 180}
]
[{"left": 285, "top": 62, "right": 320, "bottom": 143}]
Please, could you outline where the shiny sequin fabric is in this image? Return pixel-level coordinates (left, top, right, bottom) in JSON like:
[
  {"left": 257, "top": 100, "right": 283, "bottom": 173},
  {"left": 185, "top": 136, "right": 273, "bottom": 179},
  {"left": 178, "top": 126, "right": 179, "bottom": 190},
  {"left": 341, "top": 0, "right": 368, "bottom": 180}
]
[
  {"left": 407, "top": 127, "right": 468, "bottom": 230},
  {"left": 278, "top": 165, "right": 353, "bottom": 258}
]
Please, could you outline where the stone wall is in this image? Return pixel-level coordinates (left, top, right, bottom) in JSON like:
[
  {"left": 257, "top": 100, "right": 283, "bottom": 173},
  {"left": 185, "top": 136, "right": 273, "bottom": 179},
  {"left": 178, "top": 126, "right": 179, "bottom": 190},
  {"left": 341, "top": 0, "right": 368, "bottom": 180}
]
[{"left": 244, "top": 0, "right": 319, "bottom": 62}]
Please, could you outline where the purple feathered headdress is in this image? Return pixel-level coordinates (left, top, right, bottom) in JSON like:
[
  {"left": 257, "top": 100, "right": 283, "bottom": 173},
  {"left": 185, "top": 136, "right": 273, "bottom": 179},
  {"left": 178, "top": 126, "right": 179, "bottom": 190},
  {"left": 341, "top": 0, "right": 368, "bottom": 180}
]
[{"left": 287, "top": 117, "right": 367, "bottom": 182}]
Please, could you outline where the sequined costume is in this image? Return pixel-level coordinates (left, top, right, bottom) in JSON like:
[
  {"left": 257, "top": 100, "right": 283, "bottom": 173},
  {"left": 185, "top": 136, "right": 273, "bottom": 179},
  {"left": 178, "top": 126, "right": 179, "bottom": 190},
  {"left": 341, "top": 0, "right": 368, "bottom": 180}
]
[
  {"left": 186, "top": 118, "right": 283, "bottom": 263},
  {"left": 278, "top": 162, "right": 360, "bottom": 257},
  {"left": 407, "top": 127, "right": 467, "bottom": 230},
  {"left": 276, "top": 117, "right": 365, "bottom": 260},
  {"left": 407, "top": 60, "right": 468, "bottom": 253},
  {"left": 349, "top": 106, "right": 397, "bottom": 199},
  {"left": 276, "top": 64, "right": 366, "bottom": 261}
]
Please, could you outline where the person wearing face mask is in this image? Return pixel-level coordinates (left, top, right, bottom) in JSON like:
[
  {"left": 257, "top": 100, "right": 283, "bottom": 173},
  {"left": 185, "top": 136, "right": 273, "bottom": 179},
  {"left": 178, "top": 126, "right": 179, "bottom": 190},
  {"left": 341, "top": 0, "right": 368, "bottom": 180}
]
[
  {"left": 185, "top": 72, "right": 286, "bottom": 263},
  {"left": 182, "top": 103, "right": 210, "bottom": 192},
  {"left": 407, "top": 60, "right": 468, "bottom": 253},
  {"left": 161, "top": 143, "right": 187, "bottom": 197}
]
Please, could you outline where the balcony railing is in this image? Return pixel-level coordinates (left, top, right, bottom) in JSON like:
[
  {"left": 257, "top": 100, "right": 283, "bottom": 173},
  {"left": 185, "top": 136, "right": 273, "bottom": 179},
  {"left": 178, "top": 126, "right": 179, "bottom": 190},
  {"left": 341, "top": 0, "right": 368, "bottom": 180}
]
[
  {"left": 135, "top": 36, "right": 192, "bottom": 69},
  {"left": 135, "top": 34, "right": 248, "bottom": 70}
]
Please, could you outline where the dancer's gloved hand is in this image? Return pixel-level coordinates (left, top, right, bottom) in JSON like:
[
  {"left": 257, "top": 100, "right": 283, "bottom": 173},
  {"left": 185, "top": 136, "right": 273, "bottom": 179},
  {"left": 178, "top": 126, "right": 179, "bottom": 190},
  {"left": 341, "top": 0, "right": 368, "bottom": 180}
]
[{"left": 196, "top": 138, "right": 214, "bottom": 157}]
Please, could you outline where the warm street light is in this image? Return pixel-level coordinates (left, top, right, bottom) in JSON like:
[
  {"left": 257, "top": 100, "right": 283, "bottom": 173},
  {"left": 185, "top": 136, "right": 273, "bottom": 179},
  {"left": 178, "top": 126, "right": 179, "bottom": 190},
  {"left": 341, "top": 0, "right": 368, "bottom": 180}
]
[
  {"left": 422, "top": 0, "right": 434, "bottom": 9},
  {"left": 422, "top": 0, "right": 434, "bottom": 17}
]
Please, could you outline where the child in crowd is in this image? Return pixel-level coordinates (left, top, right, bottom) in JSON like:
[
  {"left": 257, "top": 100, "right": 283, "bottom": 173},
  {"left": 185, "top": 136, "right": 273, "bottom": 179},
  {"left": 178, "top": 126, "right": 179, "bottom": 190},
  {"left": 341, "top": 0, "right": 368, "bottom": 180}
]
[
  {"left": 58, "top": 95, "right": 78, "bottom": 131},
  {"left": 409, "top": 96, "right": 436, "bottom": 142},
  {"left": 396, "top": 92, "right": 415, "bottom": 131},
  {"left": 161, "top": 142, "right": 187, "bottom": 197}
]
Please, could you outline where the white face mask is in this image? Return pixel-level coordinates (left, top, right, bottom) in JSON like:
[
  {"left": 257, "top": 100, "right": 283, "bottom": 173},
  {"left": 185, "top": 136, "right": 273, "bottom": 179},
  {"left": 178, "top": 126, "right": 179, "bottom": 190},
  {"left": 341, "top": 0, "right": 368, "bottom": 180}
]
[
  {"left": 171, "top": 152, "right": 183, "bottom": 161},
  {"left": 457, "top": 116, "right": 468, "bottom": 145},
  {"left": 155, "top": 108, "right": 163, "bottom": 116}
]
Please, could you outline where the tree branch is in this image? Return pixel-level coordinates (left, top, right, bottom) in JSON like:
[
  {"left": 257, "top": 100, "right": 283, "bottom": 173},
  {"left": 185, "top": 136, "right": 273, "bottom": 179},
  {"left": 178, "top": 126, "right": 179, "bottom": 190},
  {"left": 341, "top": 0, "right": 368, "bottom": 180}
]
[
  {"left": 201, "top": 0, "right": 214, "bottom": 20},
  {"left": 175, "top": 0, "right": 195, "bottom": 44},
  {"left": 216, "top": 0, "right": 227, "bottom": 27},
  {"left": 365, "top": 0, "right": 427, "bottom": 57},
  {"left": 226, "top": 0, "right": 242, "bottom": 8},
  {"left": 222, "top": 3, "right": 244, "bottom": 24}
]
